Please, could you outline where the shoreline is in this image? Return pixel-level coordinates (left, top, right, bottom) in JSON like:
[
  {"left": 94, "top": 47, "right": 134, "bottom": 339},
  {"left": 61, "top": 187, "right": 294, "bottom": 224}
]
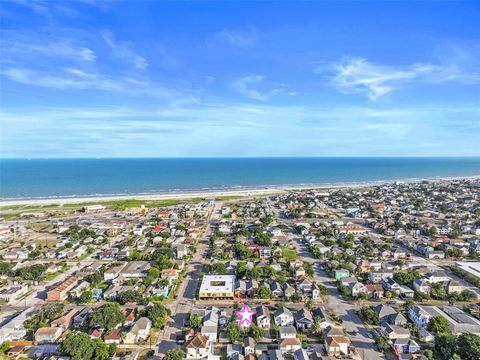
[{"left": 1, "top": 175, "right": 478, "bottom": 207}]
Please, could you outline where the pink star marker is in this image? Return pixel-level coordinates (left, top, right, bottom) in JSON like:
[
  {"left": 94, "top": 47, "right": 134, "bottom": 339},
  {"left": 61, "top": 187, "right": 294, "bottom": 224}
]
[{"left": 235, "top": 304, "right": 256, "bottom": 326}]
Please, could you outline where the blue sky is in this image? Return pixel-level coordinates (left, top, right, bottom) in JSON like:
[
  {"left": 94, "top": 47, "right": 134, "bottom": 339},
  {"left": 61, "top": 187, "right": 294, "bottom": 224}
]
[{"left": 0, "top": 0, "right": 479, "bottom": 158}]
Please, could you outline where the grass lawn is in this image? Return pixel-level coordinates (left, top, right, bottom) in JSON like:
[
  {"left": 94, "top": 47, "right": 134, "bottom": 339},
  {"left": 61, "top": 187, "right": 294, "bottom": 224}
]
[{"left": 282, "top": 248, "right": 299, "bottom": 261}]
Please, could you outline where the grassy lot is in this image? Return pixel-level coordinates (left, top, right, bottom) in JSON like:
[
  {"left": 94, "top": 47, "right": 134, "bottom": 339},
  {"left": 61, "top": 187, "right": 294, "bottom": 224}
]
[
  {"left": 0, "top": 195, "right": 242, "bottom": 218},
  {"left": 282, "top": 247, "right": 299, "bottom": 261}
]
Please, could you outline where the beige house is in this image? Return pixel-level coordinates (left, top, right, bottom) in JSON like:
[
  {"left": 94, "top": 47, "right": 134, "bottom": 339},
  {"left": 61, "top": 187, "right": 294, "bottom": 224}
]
[{"left": 186, "top": 333, "right": 210, "bottom": 359}]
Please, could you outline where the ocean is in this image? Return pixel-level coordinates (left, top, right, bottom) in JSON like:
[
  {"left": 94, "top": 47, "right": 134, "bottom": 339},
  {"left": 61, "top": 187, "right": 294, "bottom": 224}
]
[{"left": 0, "top": 158, "right": 479, "bottom": 200}]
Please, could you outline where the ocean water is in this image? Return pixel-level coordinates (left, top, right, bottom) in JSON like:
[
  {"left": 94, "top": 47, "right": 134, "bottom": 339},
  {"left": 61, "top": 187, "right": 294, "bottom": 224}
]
[{"left": 0, "top": 158, "right": 479, "bottom": 200}]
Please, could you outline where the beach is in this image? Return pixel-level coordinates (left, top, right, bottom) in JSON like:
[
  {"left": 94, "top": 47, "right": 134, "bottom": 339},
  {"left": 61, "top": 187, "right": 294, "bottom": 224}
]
[{"left": 1, "top": 175, "right": 479, "bottom": 207}]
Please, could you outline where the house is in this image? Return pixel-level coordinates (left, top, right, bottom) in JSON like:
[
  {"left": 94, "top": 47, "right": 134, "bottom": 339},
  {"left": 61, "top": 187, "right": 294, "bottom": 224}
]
[
  {"left": 293, "top": 348, "right": 309, "bottom": 360},
  {"left": 177, "top": 244, "right": 188, "bottom": 259},
  {"left": 393, "top": 338, "right": 420, "bottom": 355},
  {"left": 274, "top": 307, "right": 294, "bottom": 326},
  {"left": 408, "top": 305, "right": 480, "bottom": 334},
  {"left": 124, "top": 317, "right": 152, "bottom": 343},
  {"left": 334, "top": 269, "right": 350, "bottom": 280},
  {"left": 268, "top": 350, "right": 285, "bottom": 360},
  {"left": 51, "top": 309, "right": 78, "bottom": 330},
  {"left": 366, "top": 284, "right": 384, "bottom": 299},
  {"left": 279, "top": 326, "right": 297, "bottom": 339},
  {"left": 325, "top": 329, "right": 351, "bottom": 356},
  {"left": 120, "top": 261, "right": 151, "bottom": 278},
  {"left": 383, "top": 323, "right": 411, "bottom": 340},
  {"left": 104, "top": 329, "right": 123, "bottom": 344},
  {"left": 255, "top": 305, "right": 270, "bottom": 330},
  {"left": 186, "top": 333, "right": 210, "bottom": 359},
  {"left": 294, "top": 308, "right": 314, "bottom": 331},
  {"left": 312, "top": 307, "right": 335, "bottom": 331},
  {"left": 279, "top": 338, "right": 302, "bottom": 353},
  {"left": 369, "top": 271, "right": 394, "bottom": 283},
  {"left": 34, "top": 327, "right": 63, "bottom": 344},
  {"left": 243, "top": 337, "right": 255, "bottom": 356},
  {"left": 47, "top": 276, "right": 78, "bottom": 301},
  {"left": 0, "top": 308, "right": 34, "bottom": 344},
  {"left": 0, "top": 285, "right": 28, "bottom": 303}
]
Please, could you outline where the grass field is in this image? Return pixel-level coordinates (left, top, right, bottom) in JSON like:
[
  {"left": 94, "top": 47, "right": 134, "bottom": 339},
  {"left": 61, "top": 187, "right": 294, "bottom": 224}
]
[
  {"left": 282, "top": 247, "right": 299, "bottom": 261},
  {"left": 0, "top": 195, "right": 242, "bottom": 219}
]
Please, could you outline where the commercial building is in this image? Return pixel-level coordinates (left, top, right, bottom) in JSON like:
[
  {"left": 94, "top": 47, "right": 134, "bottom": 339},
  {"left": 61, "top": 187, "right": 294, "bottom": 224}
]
[
  {"left": 199, "top": 275, "right": 235, "bottom": 300},
  {"left": 47, "top": 276, "right": 78, "bottom": 301}
]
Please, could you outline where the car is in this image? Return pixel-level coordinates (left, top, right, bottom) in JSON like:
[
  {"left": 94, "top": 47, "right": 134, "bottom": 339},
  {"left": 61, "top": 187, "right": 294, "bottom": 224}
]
[{"left": 176, "top": 334, "right": 186, "bottom": 344}]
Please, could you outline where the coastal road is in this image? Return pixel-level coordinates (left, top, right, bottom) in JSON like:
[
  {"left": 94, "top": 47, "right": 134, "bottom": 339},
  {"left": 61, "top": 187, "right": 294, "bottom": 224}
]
[{"left": 155, "top": 200, "right": 223, "bottom": 355}]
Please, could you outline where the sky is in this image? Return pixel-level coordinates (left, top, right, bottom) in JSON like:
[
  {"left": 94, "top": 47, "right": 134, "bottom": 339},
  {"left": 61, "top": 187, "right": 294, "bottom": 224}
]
[{"left": 0, "top": 0, "right": 479, "bottom": 158}]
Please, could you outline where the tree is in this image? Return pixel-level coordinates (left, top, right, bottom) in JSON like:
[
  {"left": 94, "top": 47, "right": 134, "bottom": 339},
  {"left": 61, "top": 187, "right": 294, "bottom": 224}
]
[
  {"left": 431, "top": 283, "right": 447, "bottom": 300},
  {"left": 88, "top": 303, "right": 125, "bottom": 332},
  {"left": 456, "top": 333, "right": 480, "bottom": 360},
  {"left": 434, "top": 333, "right": 457, "bottom": 360},
  {"left": 423, "top": 349, "right": 434, "bottom": 360},
  {"left": 375, "top": 334, "right": 390, "bottom": 351},
  {"left": 256, "top": 285, "right": 272, "bottom": 299},
  {"left": 227, "top": 322, "right": 241, "bottom": 343},
  {"left": 303, "top": 263, "right": 314, "bottom": 277},
  {"left": 91, "top": 338, "right": 109, "bottom": 360},
  {"left": 115, "top": 290, "right": 142, "bottom": 305},
  {"left": 393, "top": 270, "right": 419, "bottom": 286},
  {"left": 0, "top": 262, "right": 13, "bottom": 275},
  {"left": 190, "top": 314, "right": 202, "bottom": 329},
  {"left": 318, "top": 284, "right": 329, "bottom": 296},
  {"left": 360, "top": 306, "right": 379, "bottom": 326},
  {"left": 248, "top": 324, "right": 265, "bottom": 341},
  {"left": 143, "top": 303, "right": 171, "bottom": 329},
  {"left": 459, "top": 289, "right": 477, "bottom": 302},
  {"left": 79, "top": 290, "right": 93, "bottom": 304},
  {"left": 59, "top": 332, "right": 95, "bottom": 360},
  {"left": 427, "top": 316, "right": 450, "bottom": 334},
  {"left": 24, "top": 303, "right": 64, "bottom": 332},
  {"left": 164, "top": 349, "right": 185, "bottom": 360}
]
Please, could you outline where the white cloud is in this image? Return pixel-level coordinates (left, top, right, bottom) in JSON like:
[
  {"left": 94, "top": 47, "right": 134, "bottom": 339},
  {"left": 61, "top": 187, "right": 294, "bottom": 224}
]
[
  {"left": 0, "top": 66, "right": 177, "bottom": 98},
  {"left": 102, "top": 31, "right": 148, "bottom": 70},
  {"left": 231, "top": 75, "right": 284, "bottom": 101},
  {"left": 212, "top": 27, "right": 256, "bottom": 47},
  {"left": 318, "top": 55, "right": 480, "bottom": 100}
]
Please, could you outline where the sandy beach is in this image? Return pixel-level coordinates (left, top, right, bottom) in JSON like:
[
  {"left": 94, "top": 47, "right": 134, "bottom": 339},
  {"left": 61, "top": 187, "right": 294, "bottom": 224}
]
[{"left": 1, "top": 175, "right": 478, "bottom": 208}]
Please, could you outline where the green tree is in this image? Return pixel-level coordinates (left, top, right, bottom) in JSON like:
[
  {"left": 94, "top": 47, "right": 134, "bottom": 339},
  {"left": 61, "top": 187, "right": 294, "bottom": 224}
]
[
  {"left": 164, "top": 349, "right": 186, "bottom": 360},
  {"left": 190, "top": 314, "right": 202, "bottom": 329},
  {"left": 227, "top": 322, "right": 241, "bottom": 343},
  {"left": 303, "top": 263, "right": 314, "bottom": 277},
  {"left": 88, "top": 303, "right": 125, "bottom": 332},
  {"left": 375, "top": 334, "right": 390, "bottom": 351},
  {"left": 59, "top": 332, "right": 95, "bottom": 360},
  {"left": 427, "top": 316, "right": 450, "bottom": 334},
  {"left": 79, "top": 290, "right": 93, "bottom": 304},
  {"left": 256, "top": 285, "right": 272, "bottom": 299},
  {"left": 434, "top": 333, "right": 457, "bottom": 360},
  {"left": 143, "top": 303, "right": 171, "bottom": 329},
  {"left": 0, "top": 262, "right": 13, "bottom": 275},
  {"left": 248, "top": 324, "right": 265, "bottom": 341},
  {"left": 91, "top": 338, "right": 109, "bottom": 360},
  {"left": 360, "top": 306, "right": 379, "bottom": 326},
  {"left": 456, "top": 333, "right": 480, "bottom": 360},
  {"left": 459, "top": 289, "right": 477, "bottom": 302}
]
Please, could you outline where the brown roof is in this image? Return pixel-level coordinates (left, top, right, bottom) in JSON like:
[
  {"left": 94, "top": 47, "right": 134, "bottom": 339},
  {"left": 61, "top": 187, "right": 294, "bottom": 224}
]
[
  {"left": 104, "top": 329, "right": 122, "bottom": 340},
  {"left": 49, "top": 276, "right": 77, "bottom": 293},
  {"left": 279, "top": 338, "right": 302, "bottom": 347},
  {"left": 186, "top": 333, "right": 208, "bottom": 349},
  {"left": 34, "top": 327, "right": 61, "bottom": 336},
  {"left": 326, "top": 335, "right": 351, "bottom": 346}
]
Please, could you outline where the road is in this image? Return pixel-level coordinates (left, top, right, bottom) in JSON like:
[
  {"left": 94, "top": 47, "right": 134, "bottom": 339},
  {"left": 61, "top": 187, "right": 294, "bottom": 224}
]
[
  {"left": 155, "top": 200, "right": 223, "bottom": 355},
  {"left": 266, "top": 197, "right": 384, "bottom": 360}
]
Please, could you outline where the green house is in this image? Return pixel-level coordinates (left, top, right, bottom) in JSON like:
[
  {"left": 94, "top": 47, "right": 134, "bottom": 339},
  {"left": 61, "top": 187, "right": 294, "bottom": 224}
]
[{"left": 334, "top": 269, "right": 350, "bottom": 280}]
